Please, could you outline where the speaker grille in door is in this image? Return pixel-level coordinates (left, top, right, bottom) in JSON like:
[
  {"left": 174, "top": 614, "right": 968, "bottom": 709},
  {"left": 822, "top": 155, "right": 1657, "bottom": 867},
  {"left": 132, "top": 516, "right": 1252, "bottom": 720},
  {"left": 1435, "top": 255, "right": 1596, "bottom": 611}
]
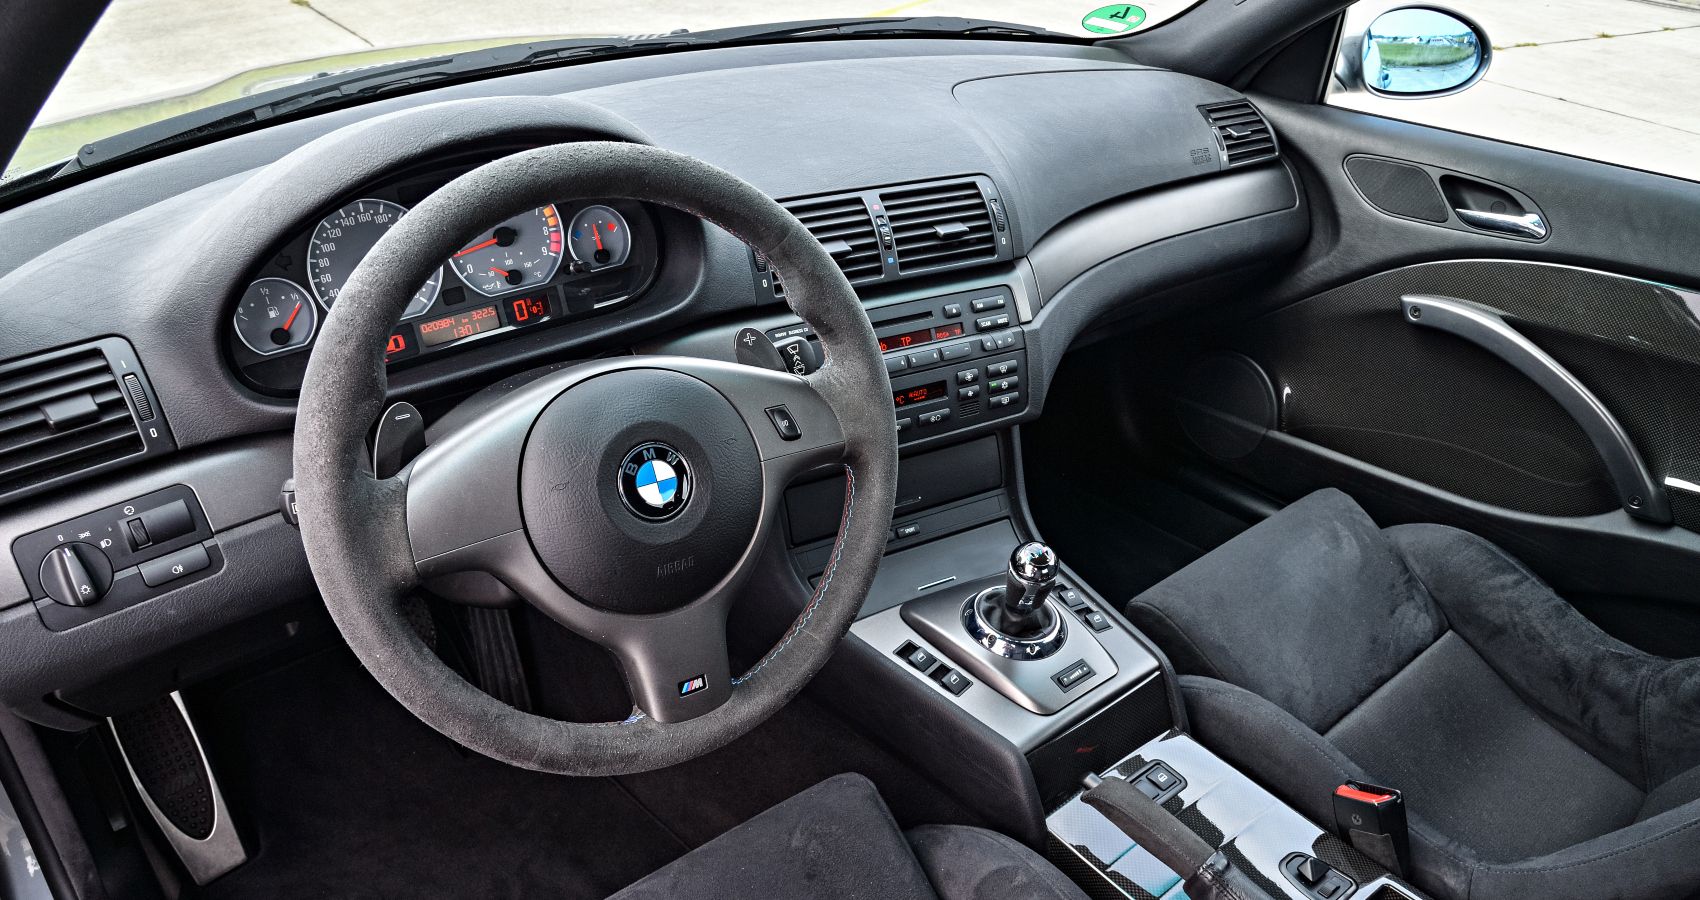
[{"left": 1345, "top": 156, "right": 1449, "bottom": 223}]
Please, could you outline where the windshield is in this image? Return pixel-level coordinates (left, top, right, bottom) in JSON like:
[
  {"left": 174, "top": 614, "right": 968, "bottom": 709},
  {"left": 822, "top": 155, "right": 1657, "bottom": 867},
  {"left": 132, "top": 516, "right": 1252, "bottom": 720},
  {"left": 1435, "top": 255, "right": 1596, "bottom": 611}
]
[{"left": 9, "top": 1, "right": 1197, "bottom": 179}]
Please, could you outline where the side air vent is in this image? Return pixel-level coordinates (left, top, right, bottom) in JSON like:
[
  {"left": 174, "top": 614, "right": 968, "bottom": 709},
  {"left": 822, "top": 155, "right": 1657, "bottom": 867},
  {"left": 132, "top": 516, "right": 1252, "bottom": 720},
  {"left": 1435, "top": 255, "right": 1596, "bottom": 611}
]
[
  {"left": 880, "top": 179, "right": 999, "bottom": 273},
  {"left": 782, "top": 194, "right": 883, "bottom": 284},
  {"left": 0, "top": 338, "right": 170, "bottom": 503},
  {"left": 1200, "top": 100, "right": 1279, "bottom": 168}
]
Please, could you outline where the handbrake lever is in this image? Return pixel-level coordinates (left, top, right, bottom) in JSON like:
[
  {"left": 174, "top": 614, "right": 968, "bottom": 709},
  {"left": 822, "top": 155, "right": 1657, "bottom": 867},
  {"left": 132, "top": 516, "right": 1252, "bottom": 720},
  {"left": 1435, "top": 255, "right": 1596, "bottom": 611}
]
[{"left": 1081, "top": 774, "right": 1283, "bottom": 900}]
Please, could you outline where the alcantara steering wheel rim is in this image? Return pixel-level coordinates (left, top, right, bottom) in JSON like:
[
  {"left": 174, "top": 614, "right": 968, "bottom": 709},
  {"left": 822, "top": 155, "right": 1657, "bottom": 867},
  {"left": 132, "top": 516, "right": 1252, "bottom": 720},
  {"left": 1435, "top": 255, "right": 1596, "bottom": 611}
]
[{"left": 292, "top": 141, "right": 897, "bottom": 776}]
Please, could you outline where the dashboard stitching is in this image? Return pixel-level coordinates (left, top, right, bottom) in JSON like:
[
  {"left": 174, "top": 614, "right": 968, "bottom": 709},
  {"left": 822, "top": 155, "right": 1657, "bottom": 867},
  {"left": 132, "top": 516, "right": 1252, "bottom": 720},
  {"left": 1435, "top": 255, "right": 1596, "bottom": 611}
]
[{"left": 733, "top": 464, "right": 856, "bottom": 686}]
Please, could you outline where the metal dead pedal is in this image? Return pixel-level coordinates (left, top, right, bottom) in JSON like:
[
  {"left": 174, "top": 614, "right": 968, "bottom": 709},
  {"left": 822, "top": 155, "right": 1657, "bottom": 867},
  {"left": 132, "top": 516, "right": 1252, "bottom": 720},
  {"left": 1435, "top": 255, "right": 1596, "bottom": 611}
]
[{"left": 108, "top": 692, "right": 246, "bottom": 884}]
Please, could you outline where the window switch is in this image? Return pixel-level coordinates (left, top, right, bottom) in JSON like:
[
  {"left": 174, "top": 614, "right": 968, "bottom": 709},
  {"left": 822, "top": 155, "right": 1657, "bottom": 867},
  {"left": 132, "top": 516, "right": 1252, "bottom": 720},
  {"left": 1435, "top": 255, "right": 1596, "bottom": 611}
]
[
  {"left": 1081, "top": 609, "right": 1113, "bottom": 632},
  {"left": 896, "top": 642, "right": 937, "bottom": 673},
  {"left": 933, "top": 667, "right": 971, "bottom": 696}
]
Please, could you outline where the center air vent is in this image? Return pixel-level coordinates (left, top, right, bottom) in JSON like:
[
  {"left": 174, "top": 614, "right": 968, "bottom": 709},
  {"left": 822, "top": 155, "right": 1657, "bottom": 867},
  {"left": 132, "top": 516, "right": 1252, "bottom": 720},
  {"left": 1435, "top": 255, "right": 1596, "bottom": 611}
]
[
  {"left": 0, "top": 338, "right": 170, "bottom": 504},
  {"left": 880, "top": 179, "right": 1000, "bottom": 273},
  {"left": 1200, "top": 100, "right": 1279, "bottom": 168},
  {"left": 782, "top": 194, "right": 883, "bottom": 282}
]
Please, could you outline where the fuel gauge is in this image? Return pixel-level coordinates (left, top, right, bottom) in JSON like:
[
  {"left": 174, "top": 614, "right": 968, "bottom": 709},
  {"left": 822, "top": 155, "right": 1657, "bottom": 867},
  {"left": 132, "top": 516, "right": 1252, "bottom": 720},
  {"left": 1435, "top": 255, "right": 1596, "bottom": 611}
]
[{"left": 234, "top": 278, "right": 317, "bottom": 355}]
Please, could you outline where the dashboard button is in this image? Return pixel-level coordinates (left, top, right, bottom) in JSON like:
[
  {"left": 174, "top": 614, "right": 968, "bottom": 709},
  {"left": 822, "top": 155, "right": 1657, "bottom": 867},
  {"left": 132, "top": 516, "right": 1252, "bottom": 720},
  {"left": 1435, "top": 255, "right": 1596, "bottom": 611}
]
[
  {"left": 918, "top": 409, "right": 952, "bottom": 426},
  {"left": 1053, "top": 660, "right": 1094, "bottom": 691},
  {"left": 958, "top": 385, "right": 982, "bottom": 402},
  {"left": 907, "top": 348, "right": 941, "bottom": 368},
  {"left": 895, "top": 417, "right": 913, "bottom": 434},
  {"left": 989, "top": 392, "right": 1020, "bottom": 409},
  {"left": 956, "top": 368, "right": 979, "bottom": 384},
  {"left": 987, "top": 359, "right": 1020, "bottom": 377},
  {"left": 138, "top": 500, "right": 194, "bottom": 546},
  {"left": 971, "top": 296, "right": 1006, "bottom": 313},
  {"left": 125, "top": 518, "right": 151, "bottom": 550},
  {"left": 942, "top": 303, "right": 962, "bottom": 319},
  {"left": 995, "top": 332, "right": 1018, "bottom": 349},
  {"left": 988, "top": 376, "right": 1020, "bottom": 393},
  {"left": 975, "top": 314, "right": 1010, "bottom": 331},
  {"left": 895, "top": 522, "right": 921, "bottom": 539},
  {"left": 885, "top": 356, "right": 909, "bottom": 375},
  {"left": 139, "top": 544, "right": 211, "bottom": 588},
  {"left": 940, "top": 343, "right": 972, "bottom": 361}
]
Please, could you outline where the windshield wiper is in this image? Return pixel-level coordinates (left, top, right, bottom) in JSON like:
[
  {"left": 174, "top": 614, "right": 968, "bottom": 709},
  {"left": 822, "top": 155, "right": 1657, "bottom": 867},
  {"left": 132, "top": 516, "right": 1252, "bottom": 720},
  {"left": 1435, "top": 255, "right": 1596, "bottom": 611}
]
[{"left": 29, "top": 17, "right": 1075, "bottom": 186}]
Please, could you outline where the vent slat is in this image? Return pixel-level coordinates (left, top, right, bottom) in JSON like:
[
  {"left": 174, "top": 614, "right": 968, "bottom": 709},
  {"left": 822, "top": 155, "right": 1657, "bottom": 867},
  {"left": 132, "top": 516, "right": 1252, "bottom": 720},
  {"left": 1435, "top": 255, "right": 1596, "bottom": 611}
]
[
  {"left": 1199, "top": 100, "right": 1279, "bottom": 168},
  {"left": 780, "top": 194, "right": 881, "bottom": 286},
  {"left": 0, "top": 345, "right": 144, "bottom": 496},
  {"left": 879, "top": 179, "right": 997, "bottom": 273}
]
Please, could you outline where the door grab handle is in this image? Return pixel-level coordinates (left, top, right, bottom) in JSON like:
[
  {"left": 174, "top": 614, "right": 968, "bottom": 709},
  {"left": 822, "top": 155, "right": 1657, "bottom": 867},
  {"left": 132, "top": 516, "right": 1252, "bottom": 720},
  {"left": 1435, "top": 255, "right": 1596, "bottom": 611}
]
[
  {"left": 1402, "top": 295, "right": 1670, "bottom": 524},
  {"left": 1454, "top": 208, "right": 1548, "bottom": 240}
]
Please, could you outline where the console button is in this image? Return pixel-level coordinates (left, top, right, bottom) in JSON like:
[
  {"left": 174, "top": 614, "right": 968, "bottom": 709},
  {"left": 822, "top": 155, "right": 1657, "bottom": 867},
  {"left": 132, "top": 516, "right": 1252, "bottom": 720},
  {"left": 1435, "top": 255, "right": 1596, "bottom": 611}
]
[
  {"left": 1053, "top": 660, "right": 1094, "bottom": 691},
  {"left": 1059, "top": 588, "right": 1088, "bottom": 611},
  {"left": 1081, "top": 609, "right": 1113, "bottom": 632},
  {"left": 138, "top": 543, "right": 211, "bottom": 588},
  {"left": 907, "top": 348, "right": 941, "bottom": 368},
  {"left": 987, "top": 359, "right": 1020, "bottom": 377},
  {"left": 885, "top": 356, "right": 909, "bottom": 375},
  {"left": 895, "top": 417, "right": 913, "bottom": 434},
  {"left": 995, "top": 332, "right": 1017, "bottom": 349},
  {"left": 1143, "top": 763, "right": 1180, "bottom": 793},
  {"left": 940, "top": 343, "right": 972, "bottom": 361},
  {"left": 138, "top": 499, "right": 194, "bottom": 546},
  {"left": 918, "top": 409, "right": 952, "bottom": 426},
  {"left": 975, "top": 314, "right": 1010, "bottom": 331},
  {"left": 988, "top": 392, "right": 1021, "bottom": 409},
  {"left": 897, "top": 642, "right": 937, "bottom": 672},
  {"left": 958, "top": 385, "right": 982, "bottom": 402},
  {"left": 933, "top": 667, "right": 972, "bottom": 695},
  {"left": 894, "top": 523, "right": 921, "bottom": 539},
  {"left": 955, "top": 368, "right": 979, "bottom": 384},
  {"left": 981, "top": 337, "right": 998, "bottom": 351},
  {"left": 942, "top": 303, "right": 962, "bottom": 319},
  {"left": 764, "top": 405, "right": 802, "bottom": 441},
  {"left": 971, "top": 296, "right": 1006, "bottom": 313},
  {"left": 988, "top": 376, "right": 1020, "bottom": 393}
]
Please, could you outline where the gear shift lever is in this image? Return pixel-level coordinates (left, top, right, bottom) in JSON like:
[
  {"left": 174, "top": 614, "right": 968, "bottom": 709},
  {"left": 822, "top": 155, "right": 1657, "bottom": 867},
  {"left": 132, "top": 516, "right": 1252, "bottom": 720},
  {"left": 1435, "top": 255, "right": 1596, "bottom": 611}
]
[{"left": 984, "top": 542, "right": 1059, "bottom": 639}]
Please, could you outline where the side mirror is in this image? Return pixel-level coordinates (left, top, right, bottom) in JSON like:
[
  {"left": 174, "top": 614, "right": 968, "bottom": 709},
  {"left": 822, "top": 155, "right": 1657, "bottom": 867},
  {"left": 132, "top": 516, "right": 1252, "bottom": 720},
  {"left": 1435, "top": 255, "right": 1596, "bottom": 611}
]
[{"left": 1357, "top": 6, "right": 1491, "bottom": 98}]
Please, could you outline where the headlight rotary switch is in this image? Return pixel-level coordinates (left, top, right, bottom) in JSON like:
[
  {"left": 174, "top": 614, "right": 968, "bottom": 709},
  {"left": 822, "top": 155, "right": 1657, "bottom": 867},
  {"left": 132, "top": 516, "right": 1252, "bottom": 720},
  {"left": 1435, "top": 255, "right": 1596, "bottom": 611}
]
[{"left": 40, "top": 542, "right": 113, "bottom": 606}]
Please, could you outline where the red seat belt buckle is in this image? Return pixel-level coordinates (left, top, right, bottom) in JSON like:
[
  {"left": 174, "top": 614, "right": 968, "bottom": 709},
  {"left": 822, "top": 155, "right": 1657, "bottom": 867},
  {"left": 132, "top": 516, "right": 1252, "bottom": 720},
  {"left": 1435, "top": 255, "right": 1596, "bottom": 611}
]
[{"left": 1332, "top": 781, "right": 1410, "bottom": 878}]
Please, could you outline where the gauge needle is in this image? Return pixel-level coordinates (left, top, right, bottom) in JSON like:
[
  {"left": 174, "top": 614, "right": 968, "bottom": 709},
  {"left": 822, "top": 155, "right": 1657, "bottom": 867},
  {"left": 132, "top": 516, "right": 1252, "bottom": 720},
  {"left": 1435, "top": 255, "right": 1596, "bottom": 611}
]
[
  {"left": 592, "top": 223, "right": 604, "bottom": 251},
  {"left": 489, "top": 267, "right": 510, "bottom": 276},
  {"left": 281, "top": 302, "right": 303, "bottom": 331},
  {"left": 455, "top": 237, "right": 500, "bottom": 257}
]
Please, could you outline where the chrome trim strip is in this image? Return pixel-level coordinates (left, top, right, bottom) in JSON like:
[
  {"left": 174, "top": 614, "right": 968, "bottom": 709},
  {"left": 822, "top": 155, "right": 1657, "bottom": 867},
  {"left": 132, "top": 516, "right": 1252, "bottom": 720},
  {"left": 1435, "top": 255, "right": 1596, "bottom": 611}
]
[
  {"left": 1664, "top": 476, "right": 1700, "bottom": 496},
  {"left": 1402, "top": 294, "right": 1670, "bottom": 524}
]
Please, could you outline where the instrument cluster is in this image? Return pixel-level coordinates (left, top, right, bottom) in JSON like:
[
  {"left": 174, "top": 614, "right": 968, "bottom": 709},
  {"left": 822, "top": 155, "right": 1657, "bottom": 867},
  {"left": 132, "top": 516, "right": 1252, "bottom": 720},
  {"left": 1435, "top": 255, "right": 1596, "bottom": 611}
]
[{"left": 227, "top": 162, "right": 659, "bottom": 394}]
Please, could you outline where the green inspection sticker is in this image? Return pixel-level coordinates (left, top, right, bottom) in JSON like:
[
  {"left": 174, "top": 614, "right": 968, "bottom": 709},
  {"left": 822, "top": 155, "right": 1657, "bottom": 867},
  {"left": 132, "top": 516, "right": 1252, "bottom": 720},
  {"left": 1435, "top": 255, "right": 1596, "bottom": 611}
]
[{"left": 1081, "top": 4, "right": 1146, "bottom": 34}]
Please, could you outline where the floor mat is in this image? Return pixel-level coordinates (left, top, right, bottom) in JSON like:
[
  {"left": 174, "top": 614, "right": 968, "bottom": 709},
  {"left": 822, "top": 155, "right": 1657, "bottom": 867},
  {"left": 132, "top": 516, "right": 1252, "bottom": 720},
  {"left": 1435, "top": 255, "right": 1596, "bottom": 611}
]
[
  {"left": 193, "top": 649, "right": 686, "bottom": 900},
  {"left": 188, "top": 640, "right": 978, "bottom": 899}
]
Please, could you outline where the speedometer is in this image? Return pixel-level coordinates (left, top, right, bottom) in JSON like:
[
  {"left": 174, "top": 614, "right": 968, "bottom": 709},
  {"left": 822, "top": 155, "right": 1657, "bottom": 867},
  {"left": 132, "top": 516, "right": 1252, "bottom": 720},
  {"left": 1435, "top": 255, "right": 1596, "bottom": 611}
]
[
  {"left": 450, "top": 205, "right": 565, "bottom": 296},
  {"left": 307, "top": 199, "right": 441, "bottom": 319}
]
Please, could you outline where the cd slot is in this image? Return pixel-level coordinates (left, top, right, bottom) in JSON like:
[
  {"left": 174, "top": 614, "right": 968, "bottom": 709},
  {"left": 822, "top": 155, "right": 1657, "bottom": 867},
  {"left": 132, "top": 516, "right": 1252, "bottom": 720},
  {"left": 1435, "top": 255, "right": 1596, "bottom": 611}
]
[{"left": 870, "top": 310, "right": 935, "bottom": 332}]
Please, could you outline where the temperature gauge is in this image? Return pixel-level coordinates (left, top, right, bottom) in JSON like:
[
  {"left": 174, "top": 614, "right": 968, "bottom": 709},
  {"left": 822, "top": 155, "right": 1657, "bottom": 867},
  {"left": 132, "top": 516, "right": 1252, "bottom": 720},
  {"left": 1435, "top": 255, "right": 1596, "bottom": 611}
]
[
  {"left": 233, "top": 278, "right": 317, "bottom": 355},
  {"left": 568, "top": 205, "right": 631, "bottom": 270}
]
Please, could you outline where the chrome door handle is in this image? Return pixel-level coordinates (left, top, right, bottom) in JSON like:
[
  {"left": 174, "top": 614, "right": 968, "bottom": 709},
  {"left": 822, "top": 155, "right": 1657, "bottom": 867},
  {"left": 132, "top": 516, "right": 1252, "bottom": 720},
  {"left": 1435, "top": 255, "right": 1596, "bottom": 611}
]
[{"left": 1454, "top": 208, "right": 1548, "bottom": 239}]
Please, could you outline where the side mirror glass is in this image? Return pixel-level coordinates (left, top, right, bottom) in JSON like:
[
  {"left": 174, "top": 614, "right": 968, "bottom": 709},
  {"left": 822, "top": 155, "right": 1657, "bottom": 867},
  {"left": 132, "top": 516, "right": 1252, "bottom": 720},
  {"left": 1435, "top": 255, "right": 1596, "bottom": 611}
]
[{"left": 1362, "top": 6, "right": 1490, "bottom": 98}]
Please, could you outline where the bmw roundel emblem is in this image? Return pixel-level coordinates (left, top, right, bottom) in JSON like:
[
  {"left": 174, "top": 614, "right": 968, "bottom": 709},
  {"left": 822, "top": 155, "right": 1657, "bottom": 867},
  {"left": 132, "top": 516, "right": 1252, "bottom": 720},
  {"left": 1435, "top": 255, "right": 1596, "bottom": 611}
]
[{"left": 618, "top": 442, "right": 691, "bottom": 521}]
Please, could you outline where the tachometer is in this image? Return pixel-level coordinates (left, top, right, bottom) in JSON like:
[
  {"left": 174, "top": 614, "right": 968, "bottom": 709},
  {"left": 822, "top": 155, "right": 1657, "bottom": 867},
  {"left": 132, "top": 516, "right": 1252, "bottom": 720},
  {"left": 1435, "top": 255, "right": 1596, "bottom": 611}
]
[
  {"left": 233, "top": 278, "right": 316, "bottom": 355},
  {"left": 307, "top": 199, "right": 441, "bottom": 319},
  {"left": 567, "top": 205, "right": 631, "bottom": 270},
  {"left": 450, "top": 205, "right": 565, "bottom": 296}
]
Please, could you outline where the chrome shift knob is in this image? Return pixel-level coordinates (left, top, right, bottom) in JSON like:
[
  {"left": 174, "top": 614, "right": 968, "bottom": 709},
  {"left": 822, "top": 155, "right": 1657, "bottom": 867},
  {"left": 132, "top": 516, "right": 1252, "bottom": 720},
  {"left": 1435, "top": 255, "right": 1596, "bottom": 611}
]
[{"left": 1005, "top": 542, "right": 1059, "bottom": 615}]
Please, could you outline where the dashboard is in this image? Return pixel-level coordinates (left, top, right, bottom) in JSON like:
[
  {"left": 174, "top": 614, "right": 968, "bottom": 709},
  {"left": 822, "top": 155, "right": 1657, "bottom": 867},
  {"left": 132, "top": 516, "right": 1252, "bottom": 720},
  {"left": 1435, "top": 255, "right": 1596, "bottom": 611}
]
[
  {"left": 228, "top": 156, "right": 660, "bottom": 393},
  {"left": 0, "top": 38, "right": 1308, "bottom": 730}
]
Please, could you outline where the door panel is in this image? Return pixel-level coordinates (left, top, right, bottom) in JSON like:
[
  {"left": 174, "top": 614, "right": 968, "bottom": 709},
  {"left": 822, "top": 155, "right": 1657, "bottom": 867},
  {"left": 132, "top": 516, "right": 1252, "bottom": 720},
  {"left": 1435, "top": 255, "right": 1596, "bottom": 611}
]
[{"left": 1149, "top": 98, "right": 1700, "bottom": 632}]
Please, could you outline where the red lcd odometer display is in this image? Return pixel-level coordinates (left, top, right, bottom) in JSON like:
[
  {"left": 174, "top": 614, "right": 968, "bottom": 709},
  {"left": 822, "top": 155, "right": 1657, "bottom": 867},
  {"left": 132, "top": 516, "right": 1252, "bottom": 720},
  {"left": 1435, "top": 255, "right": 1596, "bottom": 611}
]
[
  {"left": 507, "top": 295, "right": 551, "bottom": 327},
  {"left": 878, "top": 322, "right": 965, "bottom": 354},
  {"left": 418, "top": 304, "right": 501, "bottom": 348},
  {"left": 893, "top": 381, "right": 947, "bottom": 408}
]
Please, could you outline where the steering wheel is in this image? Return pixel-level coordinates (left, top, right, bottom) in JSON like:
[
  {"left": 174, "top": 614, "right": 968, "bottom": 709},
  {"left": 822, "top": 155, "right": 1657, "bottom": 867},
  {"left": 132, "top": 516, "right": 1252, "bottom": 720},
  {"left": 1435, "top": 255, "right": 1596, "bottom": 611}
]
[{"left": 292, "top": 142, "right": 897, "bottom": 776}]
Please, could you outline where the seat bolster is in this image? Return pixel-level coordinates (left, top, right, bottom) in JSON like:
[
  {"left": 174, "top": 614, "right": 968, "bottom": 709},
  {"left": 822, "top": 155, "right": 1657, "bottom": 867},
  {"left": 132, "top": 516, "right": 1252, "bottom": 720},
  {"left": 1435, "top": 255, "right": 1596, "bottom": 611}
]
[
  {"left": 1468, "top": 796, "right": 1700, "bottom": 900},
  {"left": 608, "top": 773, "right": 938, "bottom": 900},
  {"left": 1384, "top": 523, "right": 1695, "bottom": 786},
  {"left": 1127, "top": 489, "right": 1446, "bottom": 731},
  {"left": 907, "top": 825, "right": 1089, "bottom": 900},
  {"left": 1179, "top": 676, "right": 1476, "bottom": 900}
]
